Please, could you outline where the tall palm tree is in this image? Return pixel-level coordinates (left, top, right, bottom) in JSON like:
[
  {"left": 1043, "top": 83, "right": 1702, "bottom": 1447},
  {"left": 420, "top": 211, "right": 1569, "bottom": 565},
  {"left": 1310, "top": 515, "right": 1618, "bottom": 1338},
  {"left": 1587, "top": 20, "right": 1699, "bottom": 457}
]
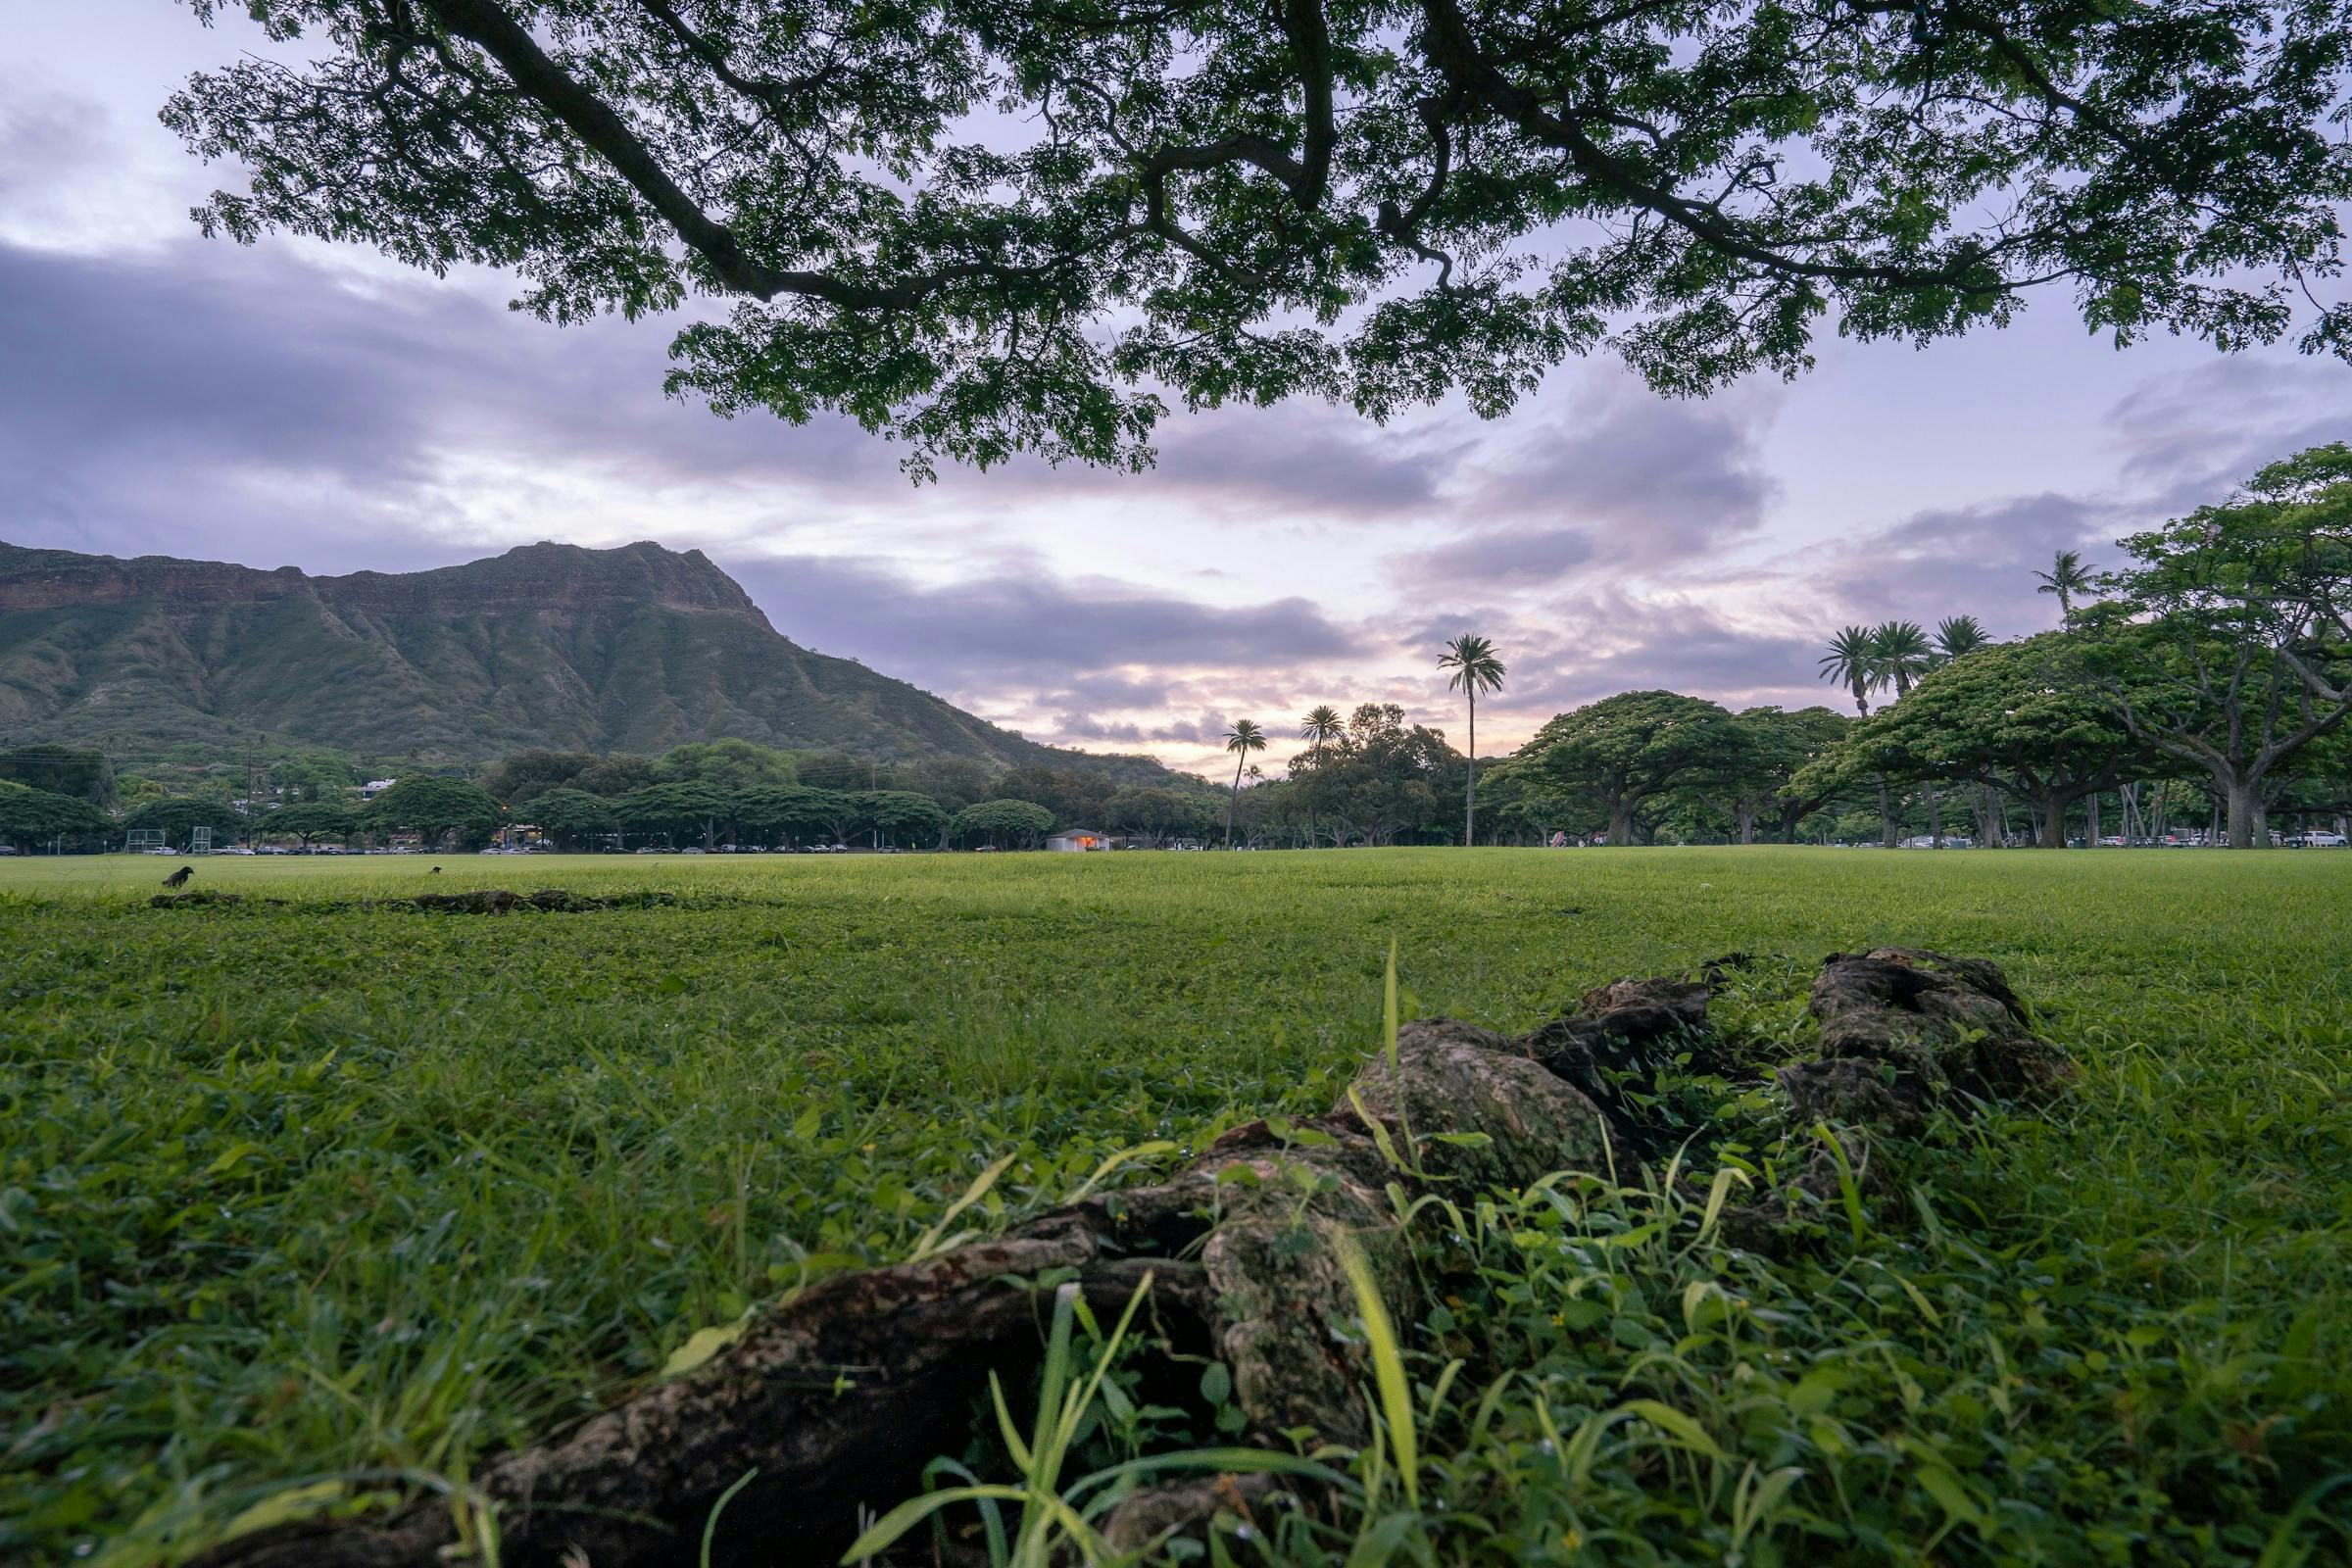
[
  {"left": 1818, "top": 625, "right": 1881, "bottom": 717},
  {"left": 1298, "top": 705, "right": 1344, "bottom": 758},
  {"left": 1871, "top": 620, "right": 1935, "bottom": 698},
  {"left": 1933, "top": 614, "right": 1994, "bottom": 842},
  {"left": 1223, "top": 718, "right": 1266, "bottom": 847},
  {"left": 2034, "top": 550, "right": 2094, "bottom": 620},
  {"left": 1873, "top": 620, "right": 1940, "bottom": 846},
  {"left": 1437, "top": 633, "right": 1507, "bottom": 847},
  {"left": 1822, "top": 625, "right": 1895, "bottom": 846},
  {"left": 1933, "top": 614, "right": 1990, "bottom": 662}
]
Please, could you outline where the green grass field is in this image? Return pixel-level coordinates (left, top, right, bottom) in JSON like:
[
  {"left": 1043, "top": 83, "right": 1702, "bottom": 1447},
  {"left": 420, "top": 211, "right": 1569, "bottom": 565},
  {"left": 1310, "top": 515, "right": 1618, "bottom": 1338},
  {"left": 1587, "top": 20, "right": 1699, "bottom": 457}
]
[{"left": 5, "top": 849, "right": 2349, "bottom": 1564}]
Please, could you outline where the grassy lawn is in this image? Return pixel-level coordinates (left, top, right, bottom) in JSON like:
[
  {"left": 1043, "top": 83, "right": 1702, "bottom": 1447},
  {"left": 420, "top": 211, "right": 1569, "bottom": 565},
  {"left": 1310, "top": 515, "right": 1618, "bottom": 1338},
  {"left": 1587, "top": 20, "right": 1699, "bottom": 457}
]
[{"left": 4, "top": 849, "right": 2348, "bottom": 1563}]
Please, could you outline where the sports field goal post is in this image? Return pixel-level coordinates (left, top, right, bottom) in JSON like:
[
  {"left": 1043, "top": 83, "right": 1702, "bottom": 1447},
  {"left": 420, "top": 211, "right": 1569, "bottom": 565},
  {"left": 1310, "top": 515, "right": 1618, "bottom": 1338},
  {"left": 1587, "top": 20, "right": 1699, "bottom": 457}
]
[
  {"left": 188, "top": 827, "right": 214, "bottom": 856},
  {"left": 123, "top": 828, "right": 166, "bottom": 855}
]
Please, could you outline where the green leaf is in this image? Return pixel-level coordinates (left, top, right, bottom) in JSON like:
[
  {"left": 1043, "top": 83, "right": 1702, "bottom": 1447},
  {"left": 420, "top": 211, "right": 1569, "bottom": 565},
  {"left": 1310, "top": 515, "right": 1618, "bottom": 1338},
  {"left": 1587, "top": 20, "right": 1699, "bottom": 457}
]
[
  {"left": 1619, "top": 1398, "right": 1724, "bottom": 1460},
  {"left": 219, "top": 1480, "right": 346, "bottom": 1542},
  {"left": 662, "top": 1314, "right": 752, "bottom": 1379}
]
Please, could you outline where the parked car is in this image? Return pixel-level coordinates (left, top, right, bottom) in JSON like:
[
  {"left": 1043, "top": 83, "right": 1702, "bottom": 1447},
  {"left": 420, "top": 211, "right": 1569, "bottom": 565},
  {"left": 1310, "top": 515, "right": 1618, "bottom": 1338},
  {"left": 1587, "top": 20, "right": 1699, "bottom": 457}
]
[{"left": 2296, "top": 830, "right": 2347, "bottom": 847}]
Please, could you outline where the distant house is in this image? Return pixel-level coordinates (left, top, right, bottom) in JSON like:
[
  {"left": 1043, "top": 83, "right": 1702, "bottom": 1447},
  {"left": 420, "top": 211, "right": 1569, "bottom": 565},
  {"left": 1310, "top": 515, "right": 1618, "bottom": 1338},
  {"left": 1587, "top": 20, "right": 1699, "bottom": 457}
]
[
  {"left": 360, "top": 778, "right": 398, "bottom": 800},
  {"left": 1045, "top": 828, "right": 1108, "bottom": 853}
]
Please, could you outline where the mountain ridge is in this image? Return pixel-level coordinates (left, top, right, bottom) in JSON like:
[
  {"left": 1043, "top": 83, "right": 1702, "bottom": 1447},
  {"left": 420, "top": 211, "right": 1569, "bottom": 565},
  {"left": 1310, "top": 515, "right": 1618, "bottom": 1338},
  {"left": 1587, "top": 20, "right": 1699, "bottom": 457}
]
[{"left": 0, "top": 539, "right": 1148, "bottom": 774}]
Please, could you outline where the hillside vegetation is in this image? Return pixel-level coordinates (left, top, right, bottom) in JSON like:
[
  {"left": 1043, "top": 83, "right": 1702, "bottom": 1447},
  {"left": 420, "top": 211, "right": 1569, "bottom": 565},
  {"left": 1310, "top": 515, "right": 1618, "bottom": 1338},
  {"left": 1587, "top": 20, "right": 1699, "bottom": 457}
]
[{"left": 0, "top": 540, "right": 1137, "bottom": 771}]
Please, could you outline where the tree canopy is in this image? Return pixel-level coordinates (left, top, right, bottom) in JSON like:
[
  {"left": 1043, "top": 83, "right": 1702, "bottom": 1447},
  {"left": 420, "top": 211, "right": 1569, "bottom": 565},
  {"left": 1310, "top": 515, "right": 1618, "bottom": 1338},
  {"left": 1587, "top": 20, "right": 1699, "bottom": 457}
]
[
  {"left": 263, "top": 800, "right": 362, "bottom": 847},
  {"left": 1286, "top": 703, "right": 1459, "bottom": 847},
  {"left": 2076, "top": 442, "right": 2352, "bottom": 845},
  {"left": 0, "top": 781, "right": 113, "bottom": 852},
  {"left": 612, "top": 781, "right": 731, "bottom": 844},
  {"left": 1721, "top": 705, "right": 1851, "bottom": 844},
  {"left": 168, "top": 0, "right": 2352, "bottom": 474},
  {"left": 654, "top": 740, "right": 800, "bottom": 793},
  {"left": 1523, "top": 690, "right": 1740, "bottom": 844},
  {"left": 523, "top": 786, "right": 621, "bottom": 848},
  {"left": 1802, "top": 635, "right": 2141, "bottom": 847},
  {"left": 950, "top": 798, "right": 1055, "bottom": 850},
  {"left": 477, "top": 749, "right": 607, "bottom": 806},
  {"left": 367, "top": 776, "right": 505, "bottom": 848},
  {"left": 855, "top": 789, "right": 952, "bottom": 848},
  {"left": 1105, "top": 786, "right": 1213, "bottom": 846},
  {"left": 0, "top": 745, "right": 118, "bottom": 807}
]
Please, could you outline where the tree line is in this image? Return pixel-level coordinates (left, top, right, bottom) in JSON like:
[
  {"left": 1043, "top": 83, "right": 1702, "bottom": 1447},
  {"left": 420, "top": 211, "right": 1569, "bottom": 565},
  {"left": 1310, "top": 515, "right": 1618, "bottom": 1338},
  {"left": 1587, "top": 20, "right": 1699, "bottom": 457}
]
[
  {"left": 1214, "top": 443, "right": 2352, "bottom": 851},
  {"left": 5, "top": 446, "right": 2344, "bottom": 857},
  {"left": 0, "top": 739, "right": 1235, "bottom": 855}
]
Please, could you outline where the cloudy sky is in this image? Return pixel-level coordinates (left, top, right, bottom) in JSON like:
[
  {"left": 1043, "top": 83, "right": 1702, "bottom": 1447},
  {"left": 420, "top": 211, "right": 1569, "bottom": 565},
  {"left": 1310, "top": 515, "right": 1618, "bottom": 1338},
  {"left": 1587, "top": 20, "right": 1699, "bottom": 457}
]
[{"left": 7, "top": 3, "right": 2349, "bottom": 775}]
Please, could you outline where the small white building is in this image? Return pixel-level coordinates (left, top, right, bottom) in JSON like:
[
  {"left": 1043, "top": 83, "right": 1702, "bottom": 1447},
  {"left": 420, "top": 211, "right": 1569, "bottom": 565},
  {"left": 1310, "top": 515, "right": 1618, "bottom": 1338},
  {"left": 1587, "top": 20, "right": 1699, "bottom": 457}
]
[
  {"left": 360, "top": 778, "right": 398, "bottom": 800},
  {"left": 1045, "top": 828, "right": 1108, "bottom": 853}
]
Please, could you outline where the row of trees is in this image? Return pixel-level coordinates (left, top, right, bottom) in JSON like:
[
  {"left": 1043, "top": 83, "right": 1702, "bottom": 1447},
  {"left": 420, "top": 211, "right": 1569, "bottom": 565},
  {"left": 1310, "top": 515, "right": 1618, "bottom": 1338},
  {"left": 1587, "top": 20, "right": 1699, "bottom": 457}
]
[
  {"left": 0, "top": 763, "right": 1223, "bottom": 856},
  {"left": 0, "top": 734, "right": 1224, "bottom": 855},
  {"left": 1450, "top": 446, "right": 2350, "bottom": 851},
  {"left": 1804, "top": 446, "right": 2352, "bottom": 850},
  {"left": 1191, "top": 446, "right": 2350, "bottom": 852}
]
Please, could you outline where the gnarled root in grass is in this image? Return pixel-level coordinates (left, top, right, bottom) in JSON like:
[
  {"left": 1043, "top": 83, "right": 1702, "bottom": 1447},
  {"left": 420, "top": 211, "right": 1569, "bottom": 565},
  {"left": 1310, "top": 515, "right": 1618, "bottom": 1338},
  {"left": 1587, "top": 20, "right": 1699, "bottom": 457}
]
[
  {"left": 147, "top": 887, "right": 678, "bottom": 914},
  {"left": 193, "top": 950, "right": 2063, "bottom": 1568}
]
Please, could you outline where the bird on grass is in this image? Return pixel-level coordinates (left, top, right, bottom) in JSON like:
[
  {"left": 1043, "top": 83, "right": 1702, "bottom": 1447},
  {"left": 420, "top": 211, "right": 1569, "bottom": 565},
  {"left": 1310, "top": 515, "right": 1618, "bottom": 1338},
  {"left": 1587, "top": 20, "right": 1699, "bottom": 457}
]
[
  {"left": 161, "top": 865, "right": 194, "bottom": 890},
  {"left": 430, "top": 865, "right": 442, "bottom": 874}
]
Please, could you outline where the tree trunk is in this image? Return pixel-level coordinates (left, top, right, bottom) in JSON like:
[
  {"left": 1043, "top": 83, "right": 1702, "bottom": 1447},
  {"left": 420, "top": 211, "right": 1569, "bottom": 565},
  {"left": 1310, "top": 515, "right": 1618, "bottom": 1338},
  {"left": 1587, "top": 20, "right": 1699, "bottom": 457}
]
[
  {"left": 2083, "top": 792, "right": 2100, "bottom": 849},
  {"left": 1877, "top": 776, "right": 1895, "bottom": 848},
  {"left": 2227, "top": 775, "right": 2259, "bottom": 849},
  {"left": 1737, "top": 794, "right": 1756, "bottom": 846},
  {"left": 1225, "top": 755, "right": 1243, "bottom": 847},
  {"left": 1464, "top": 692, "right": 1476, "bottom": 848},
  {"left": 1606, "top": 801, "right": 1635, "bottom": 846},
  {"left": 2038, "top": 791, "right": 2069, "bottom": 849},
  {"left": 1924, "top": 783, "right": 1943, "bottom": 848}
]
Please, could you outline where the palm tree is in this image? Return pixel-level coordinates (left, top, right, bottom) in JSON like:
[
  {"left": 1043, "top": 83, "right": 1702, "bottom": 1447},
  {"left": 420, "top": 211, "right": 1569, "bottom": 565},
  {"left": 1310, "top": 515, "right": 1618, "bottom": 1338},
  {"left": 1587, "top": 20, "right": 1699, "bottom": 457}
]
[
  {"left": 2034, "top": 550, "right": 2094, "bottom": 620},
  {"left": 1437, "top": 633, "right": 1507, "bottom": 847},
  {"left": 1873, "top": 620, "right": 1940, "bottom": 846},
  {"left": 1871, "top": 620, "right": 1934, "bottom": 699},
  {"left": 1818, "top": 625, "right": 1882, "bottom": 717},
  {"left": 1298, "top": 705, "right": 1344, "bottom": 758},
  {"left": 1933, "top": 614, "right": 1990, "bottom": 662},
  {"left": 1223, "top": 718, "right": 1266, "bottom": 847},
  {"left": 1933, "top": 614, "right": 1994, "bottom": 842},
  {"left": 1821, "top": 625, "right": 1896, "bottom": 846}
]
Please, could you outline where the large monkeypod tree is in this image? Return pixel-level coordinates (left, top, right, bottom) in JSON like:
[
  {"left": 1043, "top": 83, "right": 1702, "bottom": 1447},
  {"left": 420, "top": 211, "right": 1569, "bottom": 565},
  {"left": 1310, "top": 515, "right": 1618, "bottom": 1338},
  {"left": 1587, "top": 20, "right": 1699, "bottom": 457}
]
[
  {"left": 168, "top": 0, "right": 2352, "bottom": 473},
  {"left": 2080, "top": 443, "right": 2352, "bottom": 848},
  {"left": 1520, "top": 689, "right": 1741, "bottom": 844},
  {"left": 1800, "top": 635, "right": 2144, "bottom": 848}
]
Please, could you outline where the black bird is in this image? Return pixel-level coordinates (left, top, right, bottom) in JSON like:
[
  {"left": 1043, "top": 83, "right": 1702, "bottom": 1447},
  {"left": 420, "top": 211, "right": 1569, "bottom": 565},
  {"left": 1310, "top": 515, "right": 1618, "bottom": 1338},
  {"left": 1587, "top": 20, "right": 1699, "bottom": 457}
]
[
  {"left": 162, "top": 865, "right": 194, "bottom": 890},
  {"left": 430, "top": 865, "right": 442, "bottom": 874}
]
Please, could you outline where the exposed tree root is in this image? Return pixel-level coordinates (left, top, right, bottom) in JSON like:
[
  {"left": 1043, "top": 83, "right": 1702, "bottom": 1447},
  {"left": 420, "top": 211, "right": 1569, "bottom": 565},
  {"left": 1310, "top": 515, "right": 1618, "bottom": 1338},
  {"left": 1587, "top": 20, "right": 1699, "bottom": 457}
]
[
  {"left": 148, "top": 888, "right": 677, "bottom": 913},
  {"left": 193, "top": 949, "right": 2064, "bottom": 1568}
]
